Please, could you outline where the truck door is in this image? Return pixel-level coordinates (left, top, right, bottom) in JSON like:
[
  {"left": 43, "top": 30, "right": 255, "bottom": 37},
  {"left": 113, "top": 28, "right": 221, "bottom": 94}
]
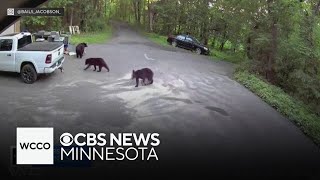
[{"left": 0, "top": 39, "right": 15, "bottom": 72}]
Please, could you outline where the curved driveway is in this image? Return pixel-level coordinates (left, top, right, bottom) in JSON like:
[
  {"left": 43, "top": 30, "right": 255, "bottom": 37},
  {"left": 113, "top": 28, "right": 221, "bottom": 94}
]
[{"left": 0, "top": 22, "right": 319, "bottom": 178}]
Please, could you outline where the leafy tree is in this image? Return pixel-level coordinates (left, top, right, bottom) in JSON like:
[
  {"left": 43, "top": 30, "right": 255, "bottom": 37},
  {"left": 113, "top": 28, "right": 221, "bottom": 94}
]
[{"left": 21, "top": 0, "right": 320, "bottom": 113}]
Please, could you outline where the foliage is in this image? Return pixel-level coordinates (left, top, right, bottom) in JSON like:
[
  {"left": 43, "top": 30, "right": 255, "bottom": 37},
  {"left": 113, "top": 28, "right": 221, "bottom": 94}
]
[
  {"left": 70, "top": 27, "right": 112, "bottom": 45},
  {"left": 234, "top": 70, "right": 320, "bottom": 145},
  {"left": 211, "top": 51, "right": 243, "bottom": 64},
  {"left": 145, "top": 33, "right": 169, "bottom": 47},
  {"left": 21, "top": 0, "right": 109, "bottom": 32}
]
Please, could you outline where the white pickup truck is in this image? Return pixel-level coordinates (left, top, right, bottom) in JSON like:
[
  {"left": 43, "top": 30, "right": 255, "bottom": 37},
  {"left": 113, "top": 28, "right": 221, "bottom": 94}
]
[{"left": 0, "top": 32, "right": 64, "bottom": 84}]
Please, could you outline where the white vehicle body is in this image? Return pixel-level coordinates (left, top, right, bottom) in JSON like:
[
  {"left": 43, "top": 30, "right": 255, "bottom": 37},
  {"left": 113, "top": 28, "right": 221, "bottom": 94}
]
[{"left": 0, "top": 32, "right": 64, "bottom": 83}]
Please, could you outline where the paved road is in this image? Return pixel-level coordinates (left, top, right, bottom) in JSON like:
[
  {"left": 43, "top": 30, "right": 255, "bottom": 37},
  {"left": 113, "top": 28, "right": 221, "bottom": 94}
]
[{"left": 0, "top": 22, "right": 319, "bottom": 178}]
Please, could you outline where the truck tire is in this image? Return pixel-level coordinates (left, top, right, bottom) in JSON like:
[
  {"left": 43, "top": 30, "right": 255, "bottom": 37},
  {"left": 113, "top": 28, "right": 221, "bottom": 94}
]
[{"left": 21, "top": 64, "right": 37, "bottom": 84}]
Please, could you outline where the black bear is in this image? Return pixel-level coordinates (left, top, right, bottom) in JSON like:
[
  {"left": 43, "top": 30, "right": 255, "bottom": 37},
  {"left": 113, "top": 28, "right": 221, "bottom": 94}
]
[
  {"left": 84, "top": 58, "right": 110, "bottom": 72},
  {"left": 131, "top": 68, "right": 154, "bottom": 87},
  {"left": 76, "top": 42, "right": 88, "bottom": 58}
]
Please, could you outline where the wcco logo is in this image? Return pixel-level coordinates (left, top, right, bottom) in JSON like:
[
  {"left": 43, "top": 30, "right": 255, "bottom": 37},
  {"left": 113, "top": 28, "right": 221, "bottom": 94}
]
[
  {"left": 19, "top": 142, "right": 51, "bottom": 150},
  {"left": 16, "top": 128, "right": 54, "bottom": 165}
]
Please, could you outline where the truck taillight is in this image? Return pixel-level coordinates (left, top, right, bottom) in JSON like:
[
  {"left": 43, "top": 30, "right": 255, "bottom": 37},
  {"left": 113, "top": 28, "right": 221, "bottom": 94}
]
[{"left": 45, "top": 54, "right": 52, "bottom": 64}]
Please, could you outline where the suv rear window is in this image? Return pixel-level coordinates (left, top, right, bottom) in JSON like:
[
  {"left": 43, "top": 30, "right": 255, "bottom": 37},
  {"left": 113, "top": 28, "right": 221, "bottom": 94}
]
[
  {"left": 177, "top": 35, "right": 185, "bottom": 40},
  {"left": 18, "top": 35, "right": 32, "bottom": 49}
]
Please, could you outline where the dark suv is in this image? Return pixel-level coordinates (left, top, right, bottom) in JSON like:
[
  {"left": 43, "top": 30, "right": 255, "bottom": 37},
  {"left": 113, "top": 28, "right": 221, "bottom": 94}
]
[{"left": 167, "top": 34, "right": 210, "bottom": 55}]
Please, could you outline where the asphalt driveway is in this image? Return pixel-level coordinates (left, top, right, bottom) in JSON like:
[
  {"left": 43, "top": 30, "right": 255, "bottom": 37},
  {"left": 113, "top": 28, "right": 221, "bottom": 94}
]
[{"left": 0, "top": 22, "right": 319, "bottom": 178}]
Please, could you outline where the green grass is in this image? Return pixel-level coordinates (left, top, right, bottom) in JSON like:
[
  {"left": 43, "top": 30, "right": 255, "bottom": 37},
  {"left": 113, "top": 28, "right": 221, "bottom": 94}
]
[
  {"left": 234, "top": 70, "right": 320, "bottom": 145},
  {"left": 211, "top": 50, "right": 243, "bottom": 64},
  {"left": 145, "top": 33, "right": 170, "bottom": 47},
  {"left": 70, "top": 27, "right": 112, "bottom": 45}
]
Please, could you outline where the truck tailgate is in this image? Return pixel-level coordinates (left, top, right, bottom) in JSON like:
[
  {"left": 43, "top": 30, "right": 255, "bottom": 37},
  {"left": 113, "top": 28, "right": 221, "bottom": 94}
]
[{"left": 51, "top": 45, "right": 64, "bottom": 63}]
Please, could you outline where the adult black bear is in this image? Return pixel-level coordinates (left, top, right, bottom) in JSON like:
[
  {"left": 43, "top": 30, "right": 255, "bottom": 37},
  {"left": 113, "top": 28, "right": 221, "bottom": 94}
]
[
  {"left": 131, "top": 68, "right": 154, "bottom": 87},
  {"left": 84, "top": 58, "right": 110, "bottom": 72},
  {"left": 76, "top": 43, "right": 88, "bottom": 58}
]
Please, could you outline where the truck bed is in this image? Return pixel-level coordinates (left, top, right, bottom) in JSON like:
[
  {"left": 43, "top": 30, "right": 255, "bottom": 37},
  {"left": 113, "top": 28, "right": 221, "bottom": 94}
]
[{"left": 18, "top": 42, "right": 63, "bottom": 51}]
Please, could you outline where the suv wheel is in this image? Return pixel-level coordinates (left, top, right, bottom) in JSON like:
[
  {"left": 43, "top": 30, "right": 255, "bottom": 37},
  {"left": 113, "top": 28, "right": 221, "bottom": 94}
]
[
  {"left": 195, "top": 48, "right": 202, "bottom": 55},
  {"left": 21, "top": 64, "right": 37, "bottom": 84},
  {"left": 172, "top": 41, "right": 177, "bottom": 47}
]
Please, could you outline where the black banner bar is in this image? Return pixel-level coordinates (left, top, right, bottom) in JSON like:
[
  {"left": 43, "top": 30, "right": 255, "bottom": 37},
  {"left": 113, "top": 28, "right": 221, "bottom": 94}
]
[{"left": 7, "top": 8, "right": 64, "bottom": 16}]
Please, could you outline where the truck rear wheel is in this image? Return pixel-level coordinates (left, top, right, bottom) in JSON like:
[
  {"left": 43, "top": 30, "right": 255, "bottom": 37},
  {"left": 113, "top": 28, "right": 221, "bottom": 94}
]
[{"left": 21, "top": 64, "right": 37, "bottom": 84}]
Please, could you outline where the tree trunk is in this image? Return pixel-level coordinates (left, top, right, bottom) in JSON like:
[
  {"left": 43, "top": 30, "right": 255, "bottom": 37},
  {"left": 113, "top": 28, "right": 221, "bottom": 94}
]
[
  {"left": 246, "top": 36, "right": 252, "bottom": 59},
  {"left": 202, "top": 21, "right": 209, "bottom": 45},
  {"left": 70, "top": 7, "right": 73, "bottom": 26},
  {"left": 143, "top": 0, "right": 146, "bottom": 28},
  {"left": 133, "top": 1, "right": 138, "bottom": 23},
  {"left": 211, "top": 35, "right": 216, "bottom": 48},
  {"left": 220, "top": 41, "right": 226, "bottom": 51},
  {"left": 137, "top": 0, "right": 141, "bottom": 24},
  {"left": 220, "top": 25, "right": 227, "bottom": 51},
  {"left": 266, "top": 0, "right": 278, "bottom": 83},
  {"left": 104, "top": 0, "right": 107, "bottom": 18},
  {"left": 266, "top": 23, "right": 277, "bottom": 83},
  {"left": 314, "top": 0, "right": 320, "bottom": 16},
  {"left": 80, "top": 2, "right": 86, "bottom": 31},
  {"left": 148, "top": 1, "right": 153, "bottom": 32},
  {"left": 150, "top": 13, "right": 154, "bottom": 32}
]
